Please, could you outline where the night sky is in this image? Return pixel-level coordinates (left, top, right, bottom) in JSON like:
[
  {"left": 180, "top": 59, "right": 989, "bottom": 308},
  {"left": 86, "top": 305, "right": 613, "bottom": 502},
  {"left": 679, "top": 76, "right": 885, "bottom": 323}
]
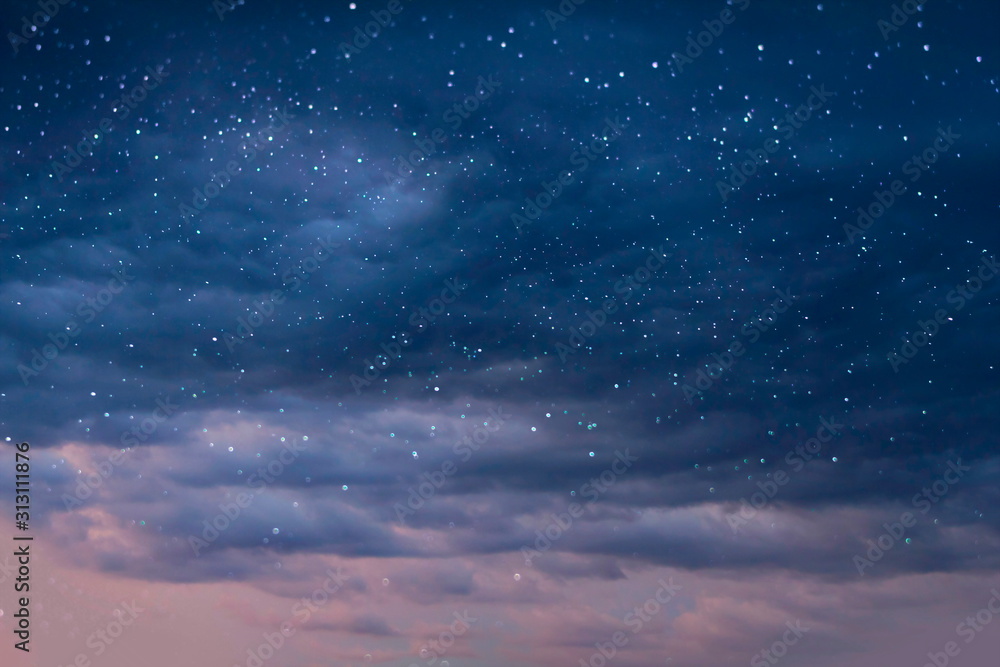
[{"left": 2, "top": 1, "right": 1000, "bottom": 666}]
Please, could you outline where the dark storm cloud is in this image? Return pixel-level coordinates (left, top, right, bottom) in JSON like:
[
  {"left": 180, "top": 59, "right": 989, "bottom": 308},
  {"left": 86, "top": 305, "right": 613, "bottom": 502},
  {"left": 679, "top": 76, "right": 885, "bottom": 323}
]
[{"left": 2, "top": 7, "right": 999, "bottom": 664}]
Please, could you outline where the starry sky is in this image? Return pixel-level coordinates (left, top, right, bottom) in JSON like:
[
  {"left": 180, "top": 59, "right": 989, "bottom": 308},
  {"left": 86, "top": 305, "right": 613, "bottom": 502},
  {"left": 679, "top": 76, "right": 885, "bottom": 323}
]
[{"left": 2, "top": 1, "right": 1000, "bottom": 666}]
